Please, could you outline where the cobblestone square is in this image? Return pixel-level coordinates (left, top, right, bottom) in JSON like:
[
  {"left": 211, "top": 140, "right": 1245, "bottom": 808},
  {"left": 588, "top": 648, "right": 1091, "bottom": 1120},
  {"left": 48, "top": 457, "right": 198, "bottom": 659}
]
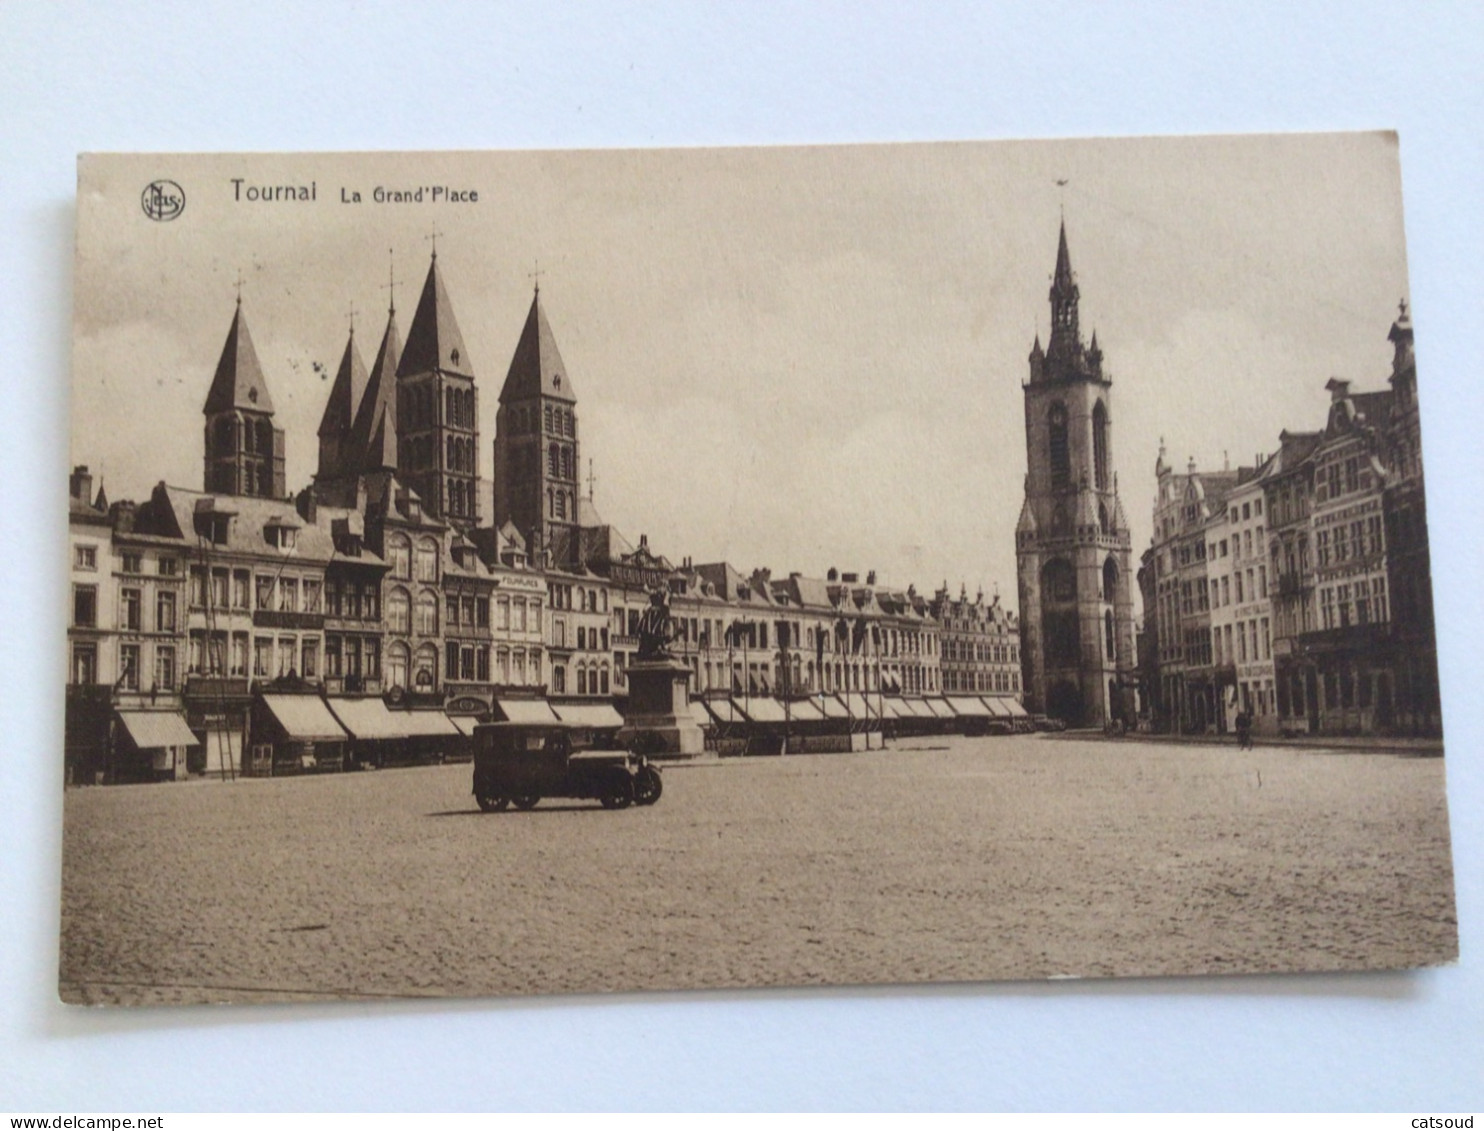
[{"left": 58, "top": 735, "right": 1457, "bottom": 1006}]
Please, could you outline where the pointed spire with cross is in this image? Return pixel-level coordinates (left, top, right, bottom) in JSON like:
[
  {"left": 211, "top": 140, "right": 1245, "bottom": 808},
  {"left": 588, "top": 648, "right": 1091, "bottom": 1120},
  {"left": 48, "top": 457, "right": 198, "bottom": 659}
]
[
  {"left": 380, "top": 248, "right": 398, "bottom": 314},
  {"left": 529, "top": 259, "right": 545, "bottom": 296},
  {"left": 233, "top": 267, "right": 246, "bottom": 307},
  {"left": 423, "top": 223, "right": 444, "bottom": 260}
]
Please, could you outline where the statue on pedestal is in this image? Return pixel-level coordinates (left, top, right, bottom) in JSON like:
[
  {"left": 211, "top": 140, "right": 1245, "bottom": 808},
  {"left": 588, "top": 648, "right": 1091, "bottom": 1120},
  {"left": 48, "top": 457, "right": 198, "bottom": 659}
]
[{"left": 635, "top": 586, "right": 677, "bottom": 661}]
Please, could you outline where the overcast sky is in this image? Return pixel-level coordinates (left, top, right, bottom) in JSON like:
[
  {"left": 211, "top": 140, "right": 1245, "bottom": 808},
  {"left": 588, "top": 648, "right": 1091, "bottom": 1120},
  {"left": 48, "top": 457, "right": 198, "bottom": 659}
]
[{"left": 72, "top": 133, "right": 1410, "bottom": 602}]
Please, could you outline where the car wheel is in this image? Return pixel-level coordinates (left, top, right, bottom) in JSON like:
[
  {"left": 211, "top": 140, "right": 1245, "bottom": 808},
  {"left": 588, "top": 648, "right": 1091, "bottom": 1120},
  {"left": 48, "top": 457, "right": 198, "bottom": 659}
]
[
  {"left": 633, "top": 766, "right": 663, "bottom": 806},
  {"left": 512, "top": 795, "right": 540, "bottom": 810},
  {"left": 476, "top": 794, "right": 510, "bottom": 813},
  {"left": 599, "top": 774, "right": 634, "bottom": 810}
]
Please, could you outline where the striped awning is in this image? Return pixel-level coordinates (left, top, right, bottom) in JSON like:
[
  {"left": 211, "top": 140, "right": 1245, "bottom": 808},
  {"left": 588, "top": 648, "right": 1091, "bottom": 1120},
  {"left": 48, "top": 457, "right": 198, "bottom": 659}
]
[
  {"left": 399, "top": 711, "right": 461, "bottom": 737},
  {"left": 924, "top": 698, "right": 957, "bottom": 719},
  {"left": 117, "top": 711, "right": 199, "bottom": 749},
  {"left": 947, "top": 697, "right": 991, "bottom": 718},
  {"left": 326, "top": 697, "right": 405, "bottom": 739},
  {"left": 260, "top": 695, "right": 348, "bottom": 742},
  {"left": 553, "top": 702, "right": 625, "bottom": 729},
  {"left": 495, "top": 698, "right": 562, "bottom": 725}
]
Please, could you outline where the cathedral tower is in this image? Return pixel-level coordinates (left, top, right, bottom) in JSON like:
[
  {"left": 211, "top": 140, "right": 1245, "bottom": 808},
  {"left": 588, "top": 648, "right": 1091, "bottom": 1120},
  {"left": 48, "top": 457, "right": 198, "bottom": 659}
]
[
  {"left": 202, "top": 297, "right": 285, "bottom": 498},
  {"left": 396, "top": 250, "right": 480, "bottom": 526},
  {"left": 1015, "top": 222, "right": 1135, "bottom": 726},
  {"left": 315, "top": 323, "right": 368, "bottom": 484},
  {"left": 492, "top": 285, "right": 580, "bottom": 564}
]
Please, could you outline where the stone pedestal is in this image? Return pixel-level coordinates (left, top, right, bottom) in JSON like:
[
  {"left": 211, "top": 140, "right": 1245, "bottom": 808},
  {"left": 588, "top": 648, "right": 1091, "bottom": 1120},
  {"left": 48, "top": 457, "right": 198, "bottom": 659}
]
[{"left": 617, "top": 658, "right": 705, "bottom": 758}]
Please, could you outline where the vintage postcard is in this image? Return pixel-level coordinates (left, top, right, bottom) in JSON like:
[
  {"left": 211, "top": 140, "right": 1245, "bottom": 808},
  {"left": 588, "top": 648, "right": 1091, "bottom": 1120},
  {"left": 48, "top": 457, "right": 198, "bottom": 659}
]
[{"left": 63, "top": 136, "right": 1456, "bottom": 1005}]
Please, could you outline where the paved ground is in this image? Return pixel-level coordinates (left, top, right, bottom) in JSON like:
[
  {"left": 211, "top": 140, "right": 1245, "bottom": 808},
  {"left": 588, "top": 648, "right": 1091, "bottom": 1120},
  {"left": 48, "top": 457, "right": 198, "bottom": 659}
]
[{"left": 58, "top": 734, "right": 1458, "bottom": 1005}]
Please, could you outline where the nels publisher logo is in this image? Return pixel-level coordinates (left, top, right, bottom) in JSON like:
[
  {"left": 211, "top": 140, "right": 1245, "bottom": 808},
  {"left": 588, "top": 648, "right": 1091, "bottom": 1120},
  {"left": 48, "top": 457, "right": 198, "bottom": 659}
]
[{"left": 141, "top": 179, "right": 185, "bottom": 222}]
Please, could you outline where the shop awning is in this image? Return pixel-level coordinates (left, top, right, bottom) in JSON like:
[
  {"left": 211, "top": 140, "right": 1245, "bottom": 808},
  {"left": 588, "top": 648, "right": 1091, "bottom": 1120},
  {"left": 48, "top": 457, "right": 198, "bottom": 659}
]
[
  {"left": 902, "top": 698, "right": 935, "bottom": 718},
  {"left": 553, "top": 702, "right": 625, "bottom": 729},
  {"left": 495, "top": 698, "right": 562, "bottom": 725},
  {"left": 997, "top": 696, "right": 1029, "bottom": 718},
  {"left": 688, "top": 699, "right": 718, "bottom": 729},
  {"left": 260, "top": 695, "right": 348, "bottom": 742},
  {"left": 783, "top": 698, "right": 826, "bottom": 721},
  {"left": 880, "top": 697, "right": 911, "bottom": 718},
  {"left": 448, "top": 716, "right": 481, "bottom": 736},
  {"left": 924, "top": 697, "right": 957, "bottom": 719},
  {"left": 981, "top": 697, "right": 1010, "bottom": 717},
  {"left": 817, "top": 694, "right": 851, "bottom": 720},
  {"left": 947, "top": 697, "right": 991, "bottom": 718},
  {"left": 730, "top": 697, "right": 785, "bottom": 724},
  {"left": 326, "top": 697, "right": 405, "bottom": 739},
  {"left": 702, "top": 697, "right": 744, "bottom": 725},
  {"left": 398, "top": 710, "right": 461, "bottom": 737},
  {"left": 841, "top": 692, "right": 878, "bottom": 718},
  {"left": 117, "top": 711, "right": 199, "bottom": 749}
]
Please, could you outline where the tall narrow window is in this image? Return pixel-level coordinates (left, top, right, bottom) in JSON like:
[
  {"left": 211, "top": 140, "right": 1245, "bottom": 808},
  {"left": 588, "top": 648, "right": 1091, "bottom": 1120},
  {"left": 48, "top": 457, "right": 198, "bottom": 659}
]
[
  {"left": 1048, "top": 403, "right": 1070, "bottom": 491},
  {"left": 1092, "top": 400, "right": 1109, "bottom": 490}
]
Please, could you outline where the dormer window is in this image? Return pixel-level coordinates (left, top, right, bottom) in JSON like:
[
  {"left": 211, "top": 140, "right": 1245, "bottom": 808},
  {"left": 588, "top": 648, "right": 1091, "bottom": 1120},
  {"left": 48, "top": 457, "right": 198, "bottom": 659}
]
[{"left": 264, "top": 522, "right": 297, "bottom": 551}]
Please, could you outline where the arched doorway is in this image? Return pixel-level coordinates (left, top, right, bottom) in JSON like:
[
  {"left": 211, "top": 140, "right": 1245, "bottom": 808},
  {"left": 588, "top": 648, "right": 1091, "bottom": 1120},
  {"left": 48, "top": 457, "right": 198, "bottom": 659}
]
[{"left": 1048, "top": 679, "right": 1083, "bottom": 726}]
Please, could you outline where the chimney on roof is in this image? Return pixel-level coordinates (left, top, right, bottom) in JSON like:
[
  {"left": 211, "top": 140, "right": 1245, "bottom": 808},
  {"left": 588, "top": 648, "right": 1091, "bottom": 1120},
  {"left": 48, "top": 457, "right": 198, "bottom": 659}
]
[
  {"left": 866, "top": 570, "right": 876, "bottom": 585},
  {"left": 827, "top": 567, "right": 838, "bottom": 582},
  {"left": 1326, "top": 377, "right": 1351, "bottom": 401},
  {"left": 110, "top": 499, "right": 137, "bottom": 533},
  {"left": 296, "top": 487, "right": 317, "bottom": 525},
  {"left": 841, "top": 572, "right": 859, "bottom": 584},
  {"left": 1223, "top": 451, "right": 1229, "bottom": 472},
  {"left": 69, "top": 465, "right": 92, "bottom": 503}
]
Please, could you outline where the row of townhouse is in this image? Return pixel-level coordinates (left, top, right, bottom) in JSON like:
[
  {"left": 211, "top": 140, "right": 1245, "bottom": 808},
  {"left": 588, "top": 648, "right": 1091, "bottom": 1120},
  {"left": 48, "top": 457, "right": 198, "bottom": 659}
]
[
  {"left": 1137, "top": 303, "right": 1438, "bottom": 737},
  {"left": 66, "top": 245, "right": 1024, "bottom": 781}
]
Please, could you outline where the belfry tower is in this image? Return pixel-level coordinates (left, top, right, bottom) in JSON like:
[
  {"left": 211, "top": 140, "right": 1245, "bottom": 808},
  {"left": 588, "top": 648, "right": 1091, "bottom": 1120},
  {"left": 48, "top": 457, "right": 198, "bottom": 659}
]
[
  {"left": 492, "top": 284, "right": 580, "bottom": 564},
  {"left": 202, "top": 297, "right": 285, "bottom": 498},
  {"left": 396, "top": 250, "right": 480, "bottom": 526},
  {"left": 1015, "top": 222, "right": 1135, "bottom": 726}
]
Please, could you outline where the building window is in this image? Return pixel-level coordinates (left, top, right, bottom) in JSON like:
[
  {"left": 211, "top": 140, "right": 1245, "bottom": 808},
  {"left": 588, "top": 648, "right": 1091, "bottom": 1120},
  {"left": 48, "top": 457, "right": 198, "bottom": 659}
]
[
  {"left": 158, "top": 557, "right": 178, "bottom": 577},
  {"left": 155, "top": 646, "right": 176, "bottom": 691},
  {"left": 278, "top": 577, "right": 298, "bottom": 613},
  {"left": 120, "top": 587, "right": 141, "bottom": 631},
  {"left": 73, "top": 581, "right": 99, "bottom": 626},
  {"left": 72, "top": 643, "right": 98, "bottom": 685},
  {"left": 386, "top": 642, "right": 408, "bottom": 689},
  {"left": 75, "top": 544, "right": 98, "bottom": 571},
  {"left": 416, "top": 590, "right": 439, "bottom": 635},
  {"left": 303, "top": 579, "right": 322, "bottom": 613},
  {"left": 231, "top": 633, "right": 248, "bottom": 676},
  {"left": 156, "top": 591, "right": 176, "bottom": 633},
  {"left": 552, "top": 665, "right": 566, "bottom": 694},
  {"left": 387, "top": 535, "right": 411, "bottom": 580},
  {"left": 415, "top": 537, "right": 439, "bottom": 583},
  {"left": 118, "top": 644, "right": 140, "bottom": 690},
  {"left": 211, "top": 568, "right": 229, "bottom": 608},
  {"left": 386, "top": 588, "right": 411, "bottom": 634},
  {"left": 254, "top": 637, "right": 272, "bottom": 678},
  {"left": 413, "top": 645, "right": 437, "bottom": 689}
]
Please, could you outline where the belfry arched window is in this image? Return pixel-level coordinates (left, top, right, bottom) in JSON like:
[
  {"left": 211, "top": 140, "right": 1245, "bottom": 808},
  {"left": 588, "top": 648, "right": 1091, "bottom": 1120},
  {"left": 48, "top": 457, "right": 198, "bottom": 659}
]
[
  {"left": 1048, "top": 403, "right": 1070, "bottom": 491},
  {"left": 1092, "top": 400, "right": 1109, "bottom": 490}
]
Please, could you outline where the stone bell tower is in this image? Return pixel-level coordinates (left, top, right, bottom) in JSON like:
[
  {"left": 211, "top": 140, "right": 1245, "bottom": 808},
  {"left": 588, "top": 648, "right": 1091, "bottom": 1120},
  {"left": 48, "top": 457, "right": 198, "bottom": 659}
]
[{"left": 1015, "top": 221, "right": 1135, "bottom": 726}]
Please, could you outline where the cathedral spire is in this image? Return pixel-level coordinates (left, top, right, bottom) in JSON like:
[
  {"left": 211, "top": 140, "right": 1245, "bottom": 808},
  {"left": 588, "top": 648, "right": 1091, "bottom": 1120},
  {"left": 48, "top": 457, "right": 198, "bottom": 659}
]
[
  {"left": 316, "top": 327, "right": 368, "bottom": 478},
  {"left": 398, "top": 251, "right": 473, "bottom": 381},
  {"left": 351, "top": 305, "right": 401, "bottom": 473},
  {"left": 499, "top": 286, "right": 576, "bottom": 405},
  {"left": 203, "top": 300, "right": 275, "bottom": 415}
]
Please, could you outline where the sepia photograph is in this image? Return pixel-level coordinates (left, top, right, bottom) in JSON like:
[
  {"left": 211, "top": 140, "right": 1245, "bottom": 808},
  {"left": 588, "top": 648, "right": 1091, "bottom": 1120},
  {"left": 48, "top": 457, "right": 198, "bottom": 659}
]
[{"left": 62, "top": 135, "right": 1456, "bottom": 1006}]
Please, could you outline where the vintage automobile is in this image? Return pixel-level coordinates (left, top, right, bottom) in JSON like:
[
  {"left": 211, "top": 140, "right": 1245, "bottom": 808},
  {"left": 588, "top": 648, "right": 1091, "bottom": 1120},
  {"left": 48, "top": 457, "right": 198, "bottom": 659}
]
[{"left": 471, "top": 721, "right": 662, "bottom": 812}]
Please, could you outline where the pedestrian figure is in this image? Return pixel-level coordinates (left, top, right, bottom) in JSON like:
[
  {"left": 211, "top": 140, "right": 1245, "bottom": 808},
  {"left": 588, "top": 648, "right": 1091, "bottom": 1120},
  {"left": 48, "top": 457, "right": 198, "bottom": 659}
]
[{"left": 1235, "top": 710, "right": 1253, "bottom": 750}]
